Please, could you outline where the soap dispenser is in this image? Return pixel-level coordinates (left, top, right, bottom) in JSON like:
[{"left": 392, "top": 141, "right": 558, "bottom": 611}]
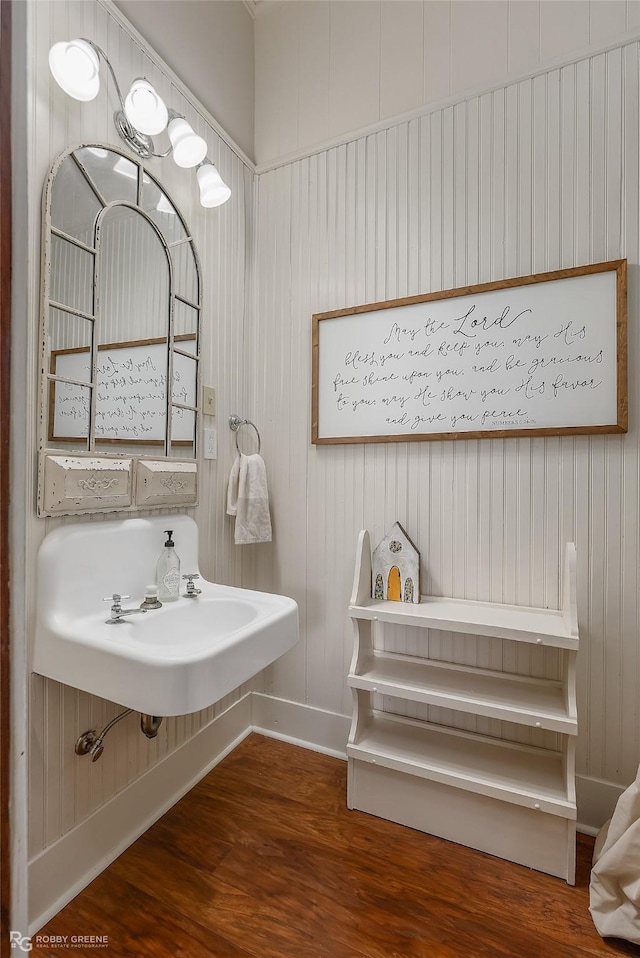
[{"left": 156, "top": 530, "right": 181, "bottom": 602}]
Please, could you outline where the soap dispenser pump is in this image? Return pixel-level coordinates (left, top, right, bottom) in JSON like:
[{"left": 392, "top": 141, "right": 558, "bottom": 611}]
[{"left": 156, "top": 530, "right": 181, "bottom": 602}]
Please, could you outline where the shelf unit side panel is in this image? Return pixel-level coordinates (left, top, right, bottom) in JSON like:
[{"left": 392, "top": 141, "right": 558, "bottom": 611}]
[
  {"left": 564, "top": 649, "right": 578, "bottom": 721},
  {"left": 562, "top": 542, "right": 578, "bottom": 637},
  {"left": 351, "top": 530, "right": 372, "bottom": 606},
  {"left": 349, "top": 617, "right": 372, "bottom": 676}
]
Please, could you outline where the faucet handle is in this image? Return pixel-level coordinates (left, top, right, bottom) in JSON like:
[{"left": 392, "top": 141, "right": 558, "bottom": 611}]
[
  {"left": 182, "top": 574, "right": 201, "bottom": 597},
  {"left": 103, "top": 594, "right": 130, "bottom": 603}
]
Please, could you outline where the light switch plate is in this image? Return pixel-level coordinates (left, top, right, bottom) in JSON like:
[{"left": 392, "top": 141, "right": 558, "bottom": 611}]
[{"left": 202, "top": 385, "right": 216, "bottom": 416}]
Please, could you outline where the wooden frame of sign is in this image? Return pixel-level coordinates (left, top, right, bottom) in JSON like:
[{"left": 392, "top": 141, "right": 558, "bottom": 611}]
[{"left": 312, "top": 260, "right": 627, "bottom": 445}]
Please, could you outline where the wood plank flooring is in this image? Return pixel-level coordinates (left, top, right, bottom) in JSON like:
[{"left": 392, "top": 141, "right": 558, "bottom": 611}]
[{"left": 38, "top": 733, "right": 640, "bottom": 957}]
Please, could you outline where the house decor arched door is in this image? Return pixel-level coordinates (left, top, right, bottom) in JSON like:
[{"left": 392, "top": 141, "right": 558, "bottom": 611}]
[{"left": 387, "top": 566, "right": 401, "bottom": 601}]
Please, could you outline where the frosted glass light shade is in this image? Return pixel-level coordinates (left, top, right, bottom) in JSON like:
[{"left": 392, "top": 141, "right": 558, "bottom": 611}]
[
  {"left": 197, "top": 163, "right": 231, "bottom": 208},
  {"left": 124, "top": 79, "right": 168, "bottom": 136},
  {"left": 49, "top": 39, "right": 100, "bottom": 102},
  {"left": 168, "top": 117, "right": 207, "bottom": 168}
]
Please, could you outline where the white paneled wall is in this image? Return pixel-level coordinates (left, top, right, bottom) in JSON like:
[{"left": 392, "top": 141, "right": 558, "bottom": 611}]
[
  {"left": 23, "top": 0, "right": 254, "bottom": 861},
  {"left": 251, "top": 43, "right": 640, "bottom": 801},
  {"left": 254, "top": 0, "right": 640, "bottom": 165}
]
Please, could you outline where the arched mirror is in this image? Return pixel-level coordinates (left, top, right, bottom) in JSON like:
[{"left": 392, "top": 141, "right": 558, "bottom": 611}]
[{"left": 38, "top": 144, "right": 200, "bottom": 516}]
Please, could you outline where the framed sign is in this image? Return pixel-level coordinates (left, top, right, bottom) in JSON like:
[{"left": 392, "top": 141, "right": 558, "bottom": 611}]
[
  {"left": 312, "top": 260, "right": 627, "bottom": 444},
  {"left": 49, "top": 335, "right": 197, "bottom": 445}
]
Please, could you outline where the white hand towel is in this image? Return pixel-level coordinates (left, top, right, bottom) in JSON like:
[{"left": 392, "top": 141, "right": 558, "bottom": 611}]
[{"left": 226, "top": 453, "right": 273, "bottom": 544}]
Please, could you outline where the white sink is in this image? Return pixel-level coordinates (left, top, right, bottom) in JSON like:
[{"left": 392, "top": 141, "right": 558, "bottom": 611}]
[{"left": 33, "top": 515, "right": 298, "bottom": 715}]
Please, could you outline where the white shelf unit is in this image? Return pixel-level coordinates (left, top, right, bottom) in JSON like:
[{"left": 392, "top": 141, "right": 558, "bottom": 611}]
[{"left": 347, "top": 530, "right": 579, "bottom": 884}]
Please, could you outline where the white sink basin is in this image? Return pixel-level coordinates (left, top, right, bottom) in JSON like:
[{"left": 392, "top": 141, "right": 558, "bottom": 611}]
[{"left": 33, "top": 516, "right": 298, "bottom": 715}]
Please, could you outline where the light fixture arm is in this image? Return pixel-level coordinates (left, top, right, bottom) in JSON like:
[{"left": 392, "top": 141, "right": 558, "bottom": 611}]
[
  {"left": 79, "top": 38, "right": 125, "bottom": 107},
  {"left": 79, "top": 37, "right": 171, "bottom": 160}
]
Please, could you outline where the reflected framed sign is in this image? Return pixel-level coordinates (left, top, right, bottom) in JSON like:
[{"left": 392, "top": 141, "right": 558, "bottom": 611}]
[{"left": 49, "top": 335, "right": 197, "bottom": 444}]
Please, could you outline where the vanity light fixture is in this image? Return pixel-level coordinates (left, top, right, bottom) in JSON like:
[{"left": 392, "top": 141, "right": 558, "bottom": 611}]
[
  {"left": 48, "top": 37, "right": 230, "bottom": 208},
  {"left": 196, "top": 160, "right": 232, "bottom": 208}
]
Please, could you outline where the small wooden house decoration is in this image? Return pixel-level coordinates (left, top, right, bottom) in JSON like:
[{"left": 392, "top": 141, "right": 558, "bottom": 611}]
[{"left": 371, "top": 522, "right": 420, "bottom": 604}]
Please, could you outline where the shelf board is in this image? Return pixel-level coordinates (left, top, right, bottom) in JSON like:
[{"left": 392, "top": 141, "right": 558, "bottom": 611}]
[
  {"left": 349, "top": 595, "right": 577, "bottom": 649},
  {"left": 347, "top": 712, "right": 576, "bottom": 818},
  {"left": 349, "top": 653, "right": 576, "bottom": 733}
]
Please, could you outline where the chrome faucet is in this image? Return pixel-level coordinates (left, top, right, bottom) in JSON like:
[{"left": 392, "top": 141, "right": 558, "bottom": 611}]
[
  {"left": 104, "top": 594, "right": 148, "bottom": 625},
  {"left": 182, "top": 574, "right": 201, "bottom": 598}
]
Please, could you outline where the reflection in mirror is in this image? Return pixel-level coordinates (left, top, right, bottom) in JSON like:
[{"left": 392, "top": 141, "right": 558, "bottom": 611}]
[
  {"left": 98, "top": 205, "right": 169, "bottom": 345},
  {"left": 174, "top": 300, "right": 199, "bottom": 352},
  {"left": 93, "top": 337, "right": 170, "bottom": 453},
  {"left": 172, "top": 353, "right": 197, "bottom": 409},
  {"left": 75, "top": 147, "right": 138, "bottom": 205},
  {"left": 50, "top": 236, "right": 94, "bottom": 314},
  {"left": 170, "top": 350, "right": 197, "bottom": 455},
  {"left": 41, "top": 144, "right": 201, "bottom": 482},
  {"left": 49, "top": 308, "right": 93, "bottom": 372},
  {"left": 170, "top": 405, "right": 196, "bottom": 459},
  {"left": 49, "top": 382, "right": 91, "bottom": 449},
  {"left": 141, "top": 173, "right": 187, "bottom": 244},
  {"left": 172, "top": 241, "right": 199, "bottom": 304},
  {"left": 50, "top": 157, "right": 101, "bottom": 240}
]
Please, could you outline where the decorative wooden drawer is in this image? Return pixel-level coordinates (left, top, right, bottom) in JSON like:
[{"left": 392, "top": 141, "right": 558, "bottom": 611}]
[
  {"left": 135, "top": 459, "right": 197, "bottom": 506},
  {"left": 39, "top": 454, "right": 133, "bottom": 515}
]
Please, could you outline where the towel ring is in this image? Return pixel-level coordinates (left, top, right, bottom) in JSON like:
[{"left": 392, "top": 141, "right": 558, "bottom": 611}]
[{"left": 229, "top": 415, "right": 261, "bottom": 455}]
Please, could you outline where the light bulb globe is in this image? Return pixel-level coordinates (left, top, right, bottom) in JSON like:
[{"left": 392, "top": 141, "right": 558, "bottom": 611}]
[
  {"left": 124, "top": 79, "right": 169, "bottom": 136},
  {"left": 197, "top": 163, "right": 231, "bottom": 208},
  {"left": 49, "top": 39, "right": 100, "bottom": 101},
  {"left": 168, "top": 117, "right": 208, "bottom": 168}
]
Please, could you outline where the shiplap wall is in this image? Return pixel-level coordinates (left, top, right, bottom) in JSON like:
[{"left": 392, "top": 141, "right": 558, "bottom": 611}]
[
  {"left": 23, "top": 0, "right": 254, "bottom": 861},
  {"left": 250, "top": 42, "right": 640, "bottom": 797},
  {"left": 255, "top": 0, "right": 640, "bottom": 166}
]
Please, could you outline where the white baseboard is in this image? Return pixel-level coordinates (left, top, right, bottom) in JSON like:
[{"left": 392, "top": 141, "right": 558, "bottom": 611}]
[
  {"left": 251, "top": 692, "right": 350, "bottom": 759},
  {"left": 27, "top": 691, "right": 626, "bottom": 933},
  {"left": 28, "top": 693, "right": 253, "bottom": 934}
]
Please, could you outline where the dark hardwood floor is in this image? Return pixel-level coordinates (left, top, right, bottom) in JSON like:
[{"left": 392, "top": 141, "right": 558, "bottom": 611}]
[{"left": 37, "top": 733, "right": 640, "bottom": 957}]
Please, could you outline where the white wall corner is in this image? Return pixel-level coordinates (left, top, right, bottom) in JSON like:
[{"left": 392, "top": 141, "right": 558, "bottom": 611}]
[
  {"left": 251, "top": 692, "right": 350, "bottom": 759},
  {"left": 576, "top": 775, "right": 625, "bottom": 837}
]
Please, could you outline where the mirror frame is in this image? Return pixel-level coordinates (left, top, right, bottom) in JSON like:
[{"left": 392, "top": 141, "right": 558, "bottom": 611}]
[{"left": 37, "top": 144, "right": 201, "bottom": 516}]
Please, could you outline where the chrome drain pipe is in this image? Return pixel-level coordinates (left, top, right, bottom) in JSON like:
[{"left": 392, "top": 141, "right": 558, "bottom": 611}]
[{"left": 140, "top": 714, "right": 163, "bottom": 738}]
